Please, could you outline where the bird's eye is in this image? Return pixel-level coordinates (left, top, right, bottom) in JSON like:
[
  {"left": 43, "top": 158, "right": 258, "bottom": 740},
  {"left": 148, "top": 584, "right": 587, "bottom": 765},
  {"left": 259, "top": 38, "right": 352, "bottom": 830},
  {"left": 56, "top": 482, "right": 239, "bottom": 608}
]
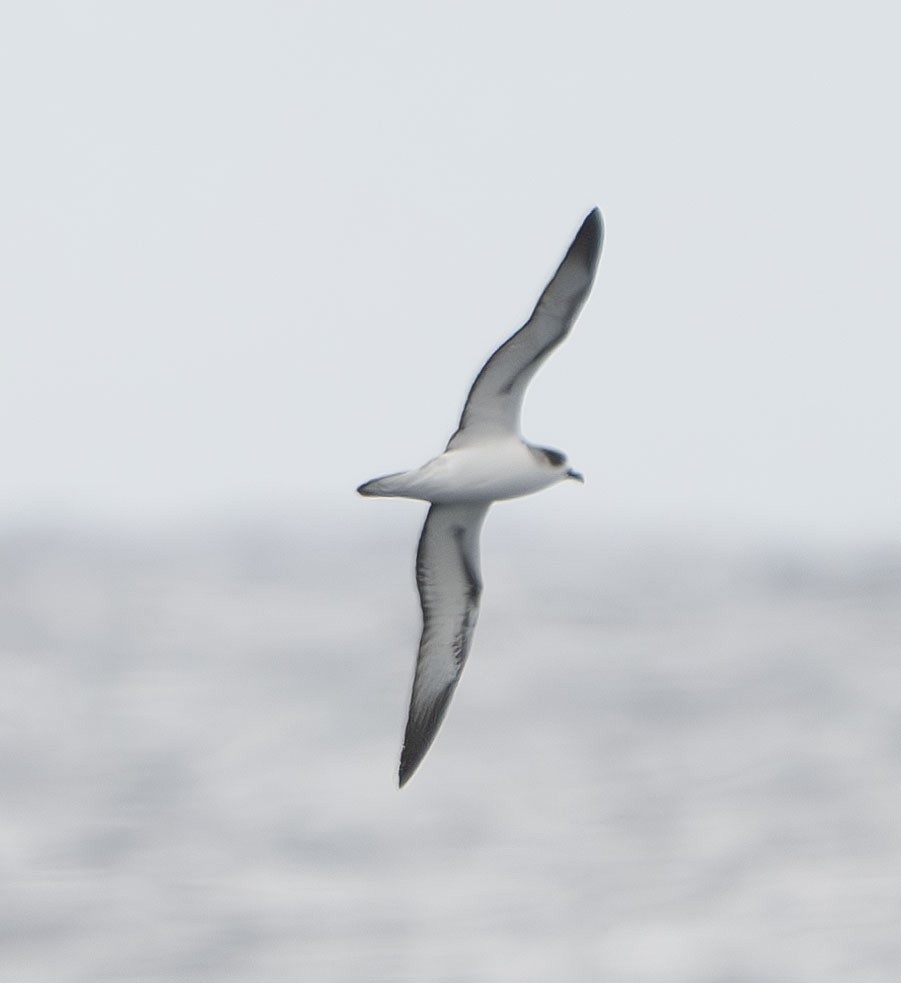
[{"left": 542, "top": 448, "right": 566, "bottom": 467}]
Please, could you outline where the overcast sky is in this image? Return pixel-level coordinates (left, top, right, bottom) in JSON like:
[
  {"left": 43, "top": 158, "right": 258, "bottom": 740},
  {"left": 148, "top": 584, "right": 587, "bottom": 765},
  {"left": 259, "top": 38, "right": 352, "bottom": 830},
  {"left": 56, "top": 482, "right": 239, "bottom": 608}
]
[{"left": 2, "top": 3, "right": 899, "bottom": 540}]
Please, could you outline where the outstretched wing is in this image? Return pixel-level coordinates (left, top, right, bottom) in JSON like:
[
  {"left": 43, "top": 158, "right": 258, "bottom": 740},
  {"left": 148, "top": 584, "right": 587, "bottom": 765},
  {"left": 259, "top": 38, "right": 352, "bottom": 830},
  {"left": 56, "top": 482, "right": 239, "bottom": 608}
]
[
  {"left": 447, "top": 208, "right": 603, "bottom": 448},
  {"left": 399, "top": 502, "right": 491, "bottom": 786}
]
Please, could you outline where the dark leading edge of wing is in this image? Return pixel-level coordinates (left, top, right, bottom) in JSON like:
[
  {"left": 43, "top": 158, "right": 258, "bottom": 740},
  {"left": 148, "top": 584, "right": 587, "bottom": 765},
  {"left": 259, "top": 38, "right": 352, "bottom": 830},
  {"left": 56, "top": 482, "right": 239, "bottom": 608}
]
[
  {"left": 399, "top": 503, "right": 490, "bottom": 786},
  {"left": 447, "top": 208, "right": 604, "bottom": 446}
]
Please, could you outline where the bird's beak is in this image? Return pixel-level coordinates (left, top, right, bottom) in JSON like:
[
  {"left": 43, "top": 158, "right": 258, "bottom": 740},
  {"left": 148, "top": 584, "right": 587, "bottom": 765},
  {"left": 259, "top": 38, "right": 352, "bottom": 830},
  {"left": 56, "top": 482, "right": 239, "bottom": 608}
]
[{"left": 566, "top": 468, "right": 584, "bottom": 483}]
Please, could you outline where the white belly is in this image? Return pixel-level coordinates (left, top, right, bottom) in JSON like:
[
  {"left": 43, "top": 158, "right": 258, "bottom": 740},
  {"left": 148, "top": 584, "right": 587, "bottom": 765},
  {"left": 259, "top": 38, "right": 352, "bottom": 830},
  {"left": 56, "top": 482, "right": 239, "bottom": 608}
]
[{"left": 405, "top": 439, "right": 561, "bottom": 504}]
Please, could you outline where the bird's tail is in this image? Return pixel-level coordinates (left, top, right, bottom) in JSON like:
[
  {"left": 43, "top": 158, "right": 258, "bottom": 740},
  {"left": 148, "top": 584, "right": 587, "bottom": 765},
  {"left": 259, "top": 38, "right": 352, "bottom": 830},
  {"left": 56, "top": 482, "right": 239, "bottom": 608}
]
[{"left": 356, "top": 470, "right": 419, "bottom": 498}]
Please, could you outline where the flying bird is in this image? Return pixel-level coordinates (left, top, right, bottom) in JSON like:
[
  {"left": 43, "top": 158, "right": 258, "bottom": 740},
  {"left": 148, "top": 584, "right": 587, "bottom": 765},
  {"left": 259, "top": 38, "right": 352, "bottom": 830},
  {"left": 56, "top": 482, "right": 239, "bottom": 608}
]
[{"left": 358, "top": 208, "right": 604, "bottom": 786}]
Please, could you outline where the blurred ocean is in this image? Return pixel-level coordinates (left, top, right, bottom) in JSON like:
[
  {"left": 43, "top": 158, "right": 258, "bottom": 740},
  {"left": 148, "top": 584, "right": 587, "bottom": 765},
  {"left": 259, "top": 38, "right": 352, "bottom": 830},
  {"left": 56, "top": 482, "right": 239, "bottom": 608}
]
[{"left": 2, "top": 516, "right": 900, "bottom": 982}]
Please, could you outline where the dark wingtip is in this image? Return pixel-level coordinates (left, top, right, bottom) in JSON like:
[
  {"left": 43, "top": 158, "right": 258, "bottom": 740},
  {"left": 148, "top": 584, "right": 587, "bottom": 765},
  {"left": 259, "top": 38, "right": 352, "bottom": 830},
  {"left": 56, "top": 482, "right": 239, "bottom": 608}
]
[
  {"left": 397, "top": 720, "right": 433, "bottom": 788},
  {"left": 398, "top": 759, "right": 414, "bottom": 788},
  {"left": 398, "top": 741, "right": 425, "bottom": 788},
  {"left": 573, "top": 207, "right": 604, "bottom": 268},
  {"left": 397, "top": 684, "right": 456, "bottom": 788}
]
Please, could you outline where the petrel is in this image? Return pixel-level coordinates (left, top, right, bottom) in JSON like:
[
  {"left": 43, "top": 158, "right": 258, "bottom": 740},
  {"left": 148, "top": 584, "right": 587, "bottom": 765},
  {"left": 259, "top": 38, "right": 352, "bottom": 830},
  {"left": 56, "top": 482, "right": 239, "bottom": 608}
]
[{"left": 358, "top": 208, "right": 604, "bottom": 786}]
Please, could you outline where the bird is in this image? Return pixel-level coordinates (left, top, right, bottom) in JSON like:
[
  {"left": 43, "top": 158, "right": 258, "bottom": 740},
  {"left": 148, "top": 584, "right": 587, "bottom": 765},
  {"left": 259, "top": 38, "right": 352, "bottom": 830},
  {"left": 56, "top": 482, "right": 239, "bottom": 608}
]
[{"left": 358, "top": 208, "right": 604, "bottom": 786}]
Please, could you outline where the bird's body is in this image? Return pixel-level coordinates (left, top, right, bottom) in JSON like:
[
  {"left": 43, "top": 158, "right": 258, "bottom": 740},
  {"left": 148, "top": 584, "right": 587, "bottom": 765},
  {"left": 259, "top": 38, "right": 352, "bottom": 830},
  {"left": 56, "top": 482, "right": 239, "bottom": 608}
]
[
  {"left": 358, "top": 435, "right": 574, "bottom": 505},
  {"left": 358, "top": 208, "right": 604, "bottom": 786}
]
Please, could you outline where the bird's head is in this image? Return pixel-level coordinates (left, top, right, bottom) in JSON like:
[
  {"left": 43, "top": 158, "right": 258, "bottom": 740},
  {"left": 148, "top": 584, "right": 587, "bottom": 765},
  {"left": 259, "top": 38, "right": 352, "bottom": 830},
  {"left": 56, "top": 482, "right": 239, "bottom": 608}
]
[{"left": 532, "top": 446, "right": 584, "bottom": 484}]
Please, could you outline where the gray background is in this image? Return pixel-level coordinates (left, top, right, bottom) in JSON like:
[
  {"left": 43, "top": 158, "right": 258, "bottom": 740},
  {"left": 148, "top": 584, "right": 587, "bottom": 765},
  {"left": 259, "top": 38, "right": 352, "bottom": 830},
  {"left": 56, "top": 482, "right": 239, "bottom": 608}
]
[
  {"left": 2, "top": 3, "right": 900, "bottom": 981},
  {"left": 2, "top": 1, "right": 899, "bottom": 538}
]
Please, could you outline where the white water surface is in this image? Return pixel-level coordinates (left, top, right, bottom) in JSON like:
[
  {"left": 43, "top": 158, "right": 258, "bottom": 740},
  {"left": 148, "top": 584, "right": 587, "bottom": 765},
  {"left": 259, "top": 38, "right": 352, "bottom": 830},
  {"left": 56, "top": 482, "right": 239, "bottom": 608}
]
[{"left": 2, "top": 520, "right": 900, "bottom": 981}]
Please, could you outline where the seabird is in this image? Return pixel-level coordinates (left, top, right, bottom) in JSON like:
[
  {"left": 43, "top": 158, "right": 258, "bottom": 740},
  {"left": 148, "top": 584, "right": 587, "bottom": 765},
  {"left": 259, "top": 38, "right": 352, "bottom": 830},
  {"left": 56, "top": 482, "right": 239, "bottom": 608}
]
[{"left": 358, "top": 208, "right": 604, "bottom": 786}]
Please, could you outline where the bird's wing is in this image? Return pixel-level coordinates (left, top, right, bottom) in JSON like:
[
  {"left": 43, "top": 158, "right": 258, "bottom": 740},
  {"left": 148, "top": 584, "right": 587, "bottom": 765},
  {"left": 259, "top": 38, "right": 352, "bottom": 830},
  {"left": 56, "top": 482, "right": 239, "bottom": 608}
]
[
  {"left": 399, "top": 502, "right": 490, "bottom": 786},
  {"left": 446, "top": 208, "right": 603, "bottom": 449}
]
